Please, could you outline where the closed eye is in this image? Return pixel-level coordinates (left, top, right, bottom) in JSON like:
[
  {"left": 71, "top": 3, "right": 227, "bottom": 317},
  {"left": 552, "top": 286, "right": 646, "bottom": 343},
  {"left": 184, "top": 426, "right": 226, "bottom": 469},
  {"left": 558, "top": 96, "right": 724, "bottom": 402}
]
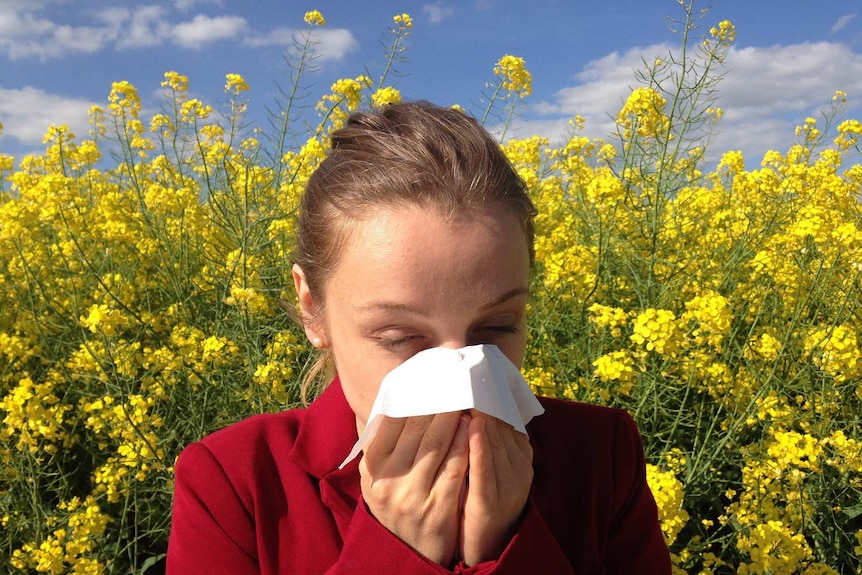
[
  {"left": 372, "top": 323, "right": 519, "bottom": 351},
  {"left": 470, "top": 323, "right": 519, "bottom": 345},
  {"left": 374, "top": 333, "right": 424, "bottom": 350},
  {"left": 480, "top": 325, "right": 518, "bottom": 334}
]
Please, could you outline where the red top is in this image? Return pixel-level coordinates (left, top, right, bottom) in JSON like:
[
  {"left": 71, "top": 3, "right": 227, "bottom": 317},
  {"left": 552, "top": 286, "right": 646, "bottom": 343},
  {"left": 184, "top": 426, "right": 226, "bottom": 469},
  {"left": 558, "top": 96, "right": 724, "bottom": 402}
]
[{"left": 166, "top": 379, "right": 671, "bottom": 574}]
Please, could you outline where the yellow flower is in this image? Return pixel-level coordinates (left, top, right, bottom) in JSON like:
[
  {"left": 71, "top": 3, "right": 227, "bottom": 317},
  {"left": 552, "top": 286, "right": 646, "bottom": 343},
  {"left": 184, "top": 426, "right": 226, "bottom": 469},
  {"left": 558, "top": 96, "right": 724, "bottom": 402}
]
[
  {"left": 393, "top": 13, "right": 413, "bottom": 29},
  {"left": 630, "top": 308, "right": 681, "bottom": 355},
  {"left": 709, "top": 20, "right": 736, "bottom": 44},
  {"left": 304, "top": 10, "right": 326, "bottom": 26},
  {"left": 736, "top": 520, "right": 812, "bottom": 573},
  {"left": 744, "top": 331, "right": 784, "bottom": 362},
  {"left": 315, "top": 75, "right": 373, "bottom": 131},
  {"left": 523, "top": 366, "right": 557, "bottom": 397},
  {"left": 0, "top": 153, "right": 14, "bottom": 172},
  {"left": 371, "top": 86, "right": 402, "bottom": 108},
  {"left": 108, "top": 80, "right": 142, "bottom": 117},
  {"left": 767, "top": 430, "right": 823, "bottom": 473},
  {"left": 646, "top": 464, "right": 690, "bottom": 546},
  {"left": 804, "top": 324, "right": 861, "bottom": 383},
  {"left": 588, "top": 305, "right": 627, "bottom": 333},
  {"left": 494, "top": 54, "right": 532, "bottom": 98},
  {"left": 179, "top": 98, "right": 213, "bottom": 122},
  {"left": 717, "top": 150, "right": 745, "bottom": 174},
  {"left": 225, "top": 73, "right": 250, "bottom": 93},
  {"left": 224, "top": 285, "right": 271, "bottom": 317},
  {"left": 79, "top": 304, "right": 129, "bottom": 337},
  {"left": 681, "top": 291, "right": 732, "bottom": 349},
  {"left": 835, "top": 118, "right": 862, "bottom": 149},
  {"left": 161, "top": 70, "right": 189, "bottom": 94},
  {"left": 585, "top": 170, "right": 624, "bottom": 204},
  {"left": 616, "top": 87, "right": 669, "bottom": 140},
  {"left": 592, "top": 351, "right": 636, "bottom": 394},
  {"left": 0, "top": 377, "right": 73, "bottom": 453}
]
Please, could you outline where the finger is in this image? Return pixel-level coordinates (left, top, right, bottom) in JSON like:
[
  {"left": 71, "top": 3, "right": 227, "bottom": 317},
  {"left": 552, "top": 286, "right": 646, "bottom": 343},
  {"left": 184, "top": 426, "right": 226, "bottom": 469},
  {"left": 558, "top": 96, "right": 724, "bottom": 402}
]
[
  {"left": 508, "top": 425, "right": 533, "bottom": 465},
  {"left": 467, "top": 415, "right": 496, "bottom": 494},
  {"left": 391, "top": 414, "right": 436, "bottom": 461},
  {"left": 435, "top": 413, "right": 470, "bottom": 486},
  {"left": 367, "top": 413, "right": 463, "bottom": 481},
  {"left": 411, "top": 411, "right": 463, "bottom": 474},
  {"left": 366, "top": 414, "right": 437, "bottom": 477},
  {"left": 489, "top": 416, "right": 530, "bottom": 467},
  {"left": 468, "top": 415, "right": 530, "bottom": 494},
  {"left": 484, "top": 416, "right": 511, "bottom": 499},
  {"left": 364, "top": 415, "right": 408, "bottom": 462}
]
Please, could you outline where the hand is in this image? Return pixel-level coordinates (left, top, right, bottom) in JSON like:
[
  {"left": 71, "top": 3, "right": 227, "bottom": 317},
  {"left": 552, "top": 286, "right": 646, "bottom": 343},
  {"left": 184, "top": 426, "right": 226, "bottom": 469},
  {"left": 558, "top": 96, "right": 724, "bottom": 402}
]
[
  {"left": 359, "top": 412, "right": 470, "bottom": 566},
  {"left": 459, "top": 411, "right": 533, "bottom": 566}
]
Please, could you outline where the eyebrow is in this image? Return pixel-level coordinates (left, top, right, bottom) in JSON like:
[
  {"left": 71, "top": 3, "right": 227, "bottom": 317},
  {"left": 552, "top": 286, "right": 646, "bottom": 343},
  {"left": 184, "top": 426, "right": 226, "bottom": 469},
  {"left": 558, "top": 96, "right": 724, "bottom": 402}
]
[
  {"left": 479, "top": 286, "right": 530, "bottom": 310},
  {"left": 354, "top": 286, "right": 529, "bottom": 315}
]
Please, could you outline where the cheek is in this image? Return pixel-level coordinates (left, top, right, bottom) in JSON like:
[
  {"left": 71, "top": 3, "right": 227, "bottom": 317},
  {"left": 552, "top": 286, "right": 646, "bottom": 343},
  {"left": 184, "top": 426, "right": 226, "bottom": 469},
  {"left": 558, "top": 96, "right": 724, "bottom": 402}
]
[
  {"left": 502, "top": 335, "right": 527, "bottom": 369},
  {"left": 331, "top": 344, "right": 398, "bottom": 423},
  {"left": 498, "top": 317, "right": 528, "bottom": 369}
]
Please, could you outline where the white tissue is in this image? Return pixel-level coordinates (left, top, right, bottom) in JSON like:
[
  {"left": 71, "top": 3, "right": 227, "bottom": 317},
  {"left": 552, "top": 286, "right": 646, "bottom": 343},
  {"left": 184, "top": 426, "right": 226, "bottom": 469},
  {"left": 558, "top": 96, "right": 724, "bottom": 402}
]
[{"left": 339, "top": 344, "right": 545, "bottom": 468}]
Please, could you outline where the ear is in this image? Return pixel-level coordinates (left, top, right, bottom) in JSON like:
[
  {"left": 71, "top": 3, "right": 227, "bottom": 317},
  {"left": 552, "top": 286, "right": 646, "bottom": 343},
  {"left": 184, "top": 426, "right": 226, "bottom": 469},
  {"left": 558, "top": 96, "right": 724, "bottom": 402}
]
[{"left": 292, "top": 263, "right": 328, "bottom": 347}]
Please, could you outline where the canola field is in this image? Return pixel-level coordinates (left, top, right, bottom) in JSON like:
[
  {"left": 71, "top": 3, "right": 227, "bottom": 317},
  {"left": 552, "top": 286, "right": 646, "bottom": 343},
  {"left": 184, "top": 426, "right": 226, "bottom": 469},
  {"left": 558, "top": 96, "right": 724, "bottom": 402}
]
[{"left": 1, "top": 9, "right": 861, "bottom": 575}]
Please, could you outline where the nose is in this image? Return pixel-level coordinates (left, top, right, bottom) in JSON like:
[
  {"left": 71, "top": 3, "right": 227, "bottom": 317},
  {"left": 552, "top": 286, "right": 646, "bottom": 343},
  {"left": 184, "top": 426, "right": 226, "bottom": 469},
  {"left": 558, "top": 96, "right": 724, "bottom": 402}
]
[{"left": 436, "top": 336, "right": 470, "bottom": 350}]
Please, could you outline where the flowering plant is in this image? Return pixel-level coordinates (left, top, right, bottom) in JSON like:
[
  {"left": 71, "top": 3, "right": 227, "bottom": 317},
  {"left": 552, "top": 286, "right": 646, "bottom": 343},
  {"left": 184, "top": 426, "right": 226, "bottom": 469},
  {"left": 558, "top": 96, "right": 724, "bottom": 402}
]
[{"left": 1, "top": 5, "right": 860, "bottom": 574}]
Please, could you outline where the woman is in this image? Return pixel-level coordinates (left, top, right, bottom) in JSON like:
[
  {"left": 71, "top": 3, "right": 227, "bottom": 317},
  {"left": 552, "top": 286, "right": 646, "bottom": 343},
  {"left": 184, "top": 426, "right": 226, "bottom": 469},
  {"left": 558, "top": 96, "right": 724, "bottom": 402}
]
[{"left": 166, "top": 101, "right": 671, "bottom": 573}]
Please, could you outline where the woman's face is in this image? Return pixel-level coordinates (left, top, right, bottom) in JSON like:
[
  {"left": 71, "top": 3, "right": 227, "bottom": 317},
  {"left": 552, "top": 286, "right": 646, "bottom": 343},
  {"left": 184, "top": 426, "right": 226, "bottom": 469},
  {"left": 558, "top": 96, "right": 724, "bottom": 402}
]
[{"left": 294, "top": 204, "right": 531, "bottom": 431}]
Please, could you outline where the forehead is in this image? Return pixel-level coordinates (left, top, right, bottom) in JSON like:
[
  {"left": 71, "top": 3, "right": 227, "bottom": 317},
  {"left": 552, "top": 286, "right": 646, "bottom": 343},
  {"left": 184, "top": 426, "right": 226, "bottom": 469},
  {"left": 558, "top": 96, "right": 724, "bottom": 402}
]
[
  {"left": 348, "top": 203, "right": 523, "bottom": 259},
  {"left": 325, "top": 204, "right": 530, "bottom": 306}
]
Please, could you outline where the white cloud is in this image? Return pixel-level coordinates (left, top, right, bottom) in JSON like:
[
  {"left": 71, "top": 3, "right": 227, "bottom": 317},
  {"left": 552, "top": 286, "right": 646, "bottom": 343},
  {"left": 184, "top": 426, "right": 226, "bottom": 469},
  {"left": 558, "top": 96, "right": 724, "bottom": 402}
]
[
  {"left": 97, "top": 7, "right": 131, "bottom": 29},
  {"left": 53, "top": 23, "right": 119, "bottom": 53},
  {"left": 831, "top": 14, "right": 855, "bottom": 34},
  {"left": 118, "top": 6, "right": 170, "bottom": 49},
  {"left": 526, "top": 41, "right": 862, "bottom": 163},
  {"left": 245, "top": 27, "right": 358, "bottom": 63},
  {"left": 423, "top": 3, "right": 454, "bottom": 25},
  {"left": 171, "top": 14, "right": 247, "bottom": 49},
  {"left": 174, "top": 0, "right": 222, "bottom": 12},
  {"left": 0, "top": 2, "right": 129, "bottom": 60},
  {"left": 309, "top": 28, "right": 359, "bottom": 62},
  {"left": 0, "top": 4, "right": 297, "bottom": 58},
  {"left": 0, "top": 5, "right": 113, "bottom": 60},
  {"left": 0, "top": 3, "right": 354, "bottom": 61},
  {"left": 0, "top": 87, "right": 97, "bottom": 145},
  {"left": 720, "top": 43, "right": 862, "bottom": 113},
  {"left": 242, "top": 26, "right": 294, "bottom": 48},
  {"left": 709, "top": 117, "right": 793, "bottom": 168},
  {"left": 0, "top": 8, "right": 53, "bottom": 38}
]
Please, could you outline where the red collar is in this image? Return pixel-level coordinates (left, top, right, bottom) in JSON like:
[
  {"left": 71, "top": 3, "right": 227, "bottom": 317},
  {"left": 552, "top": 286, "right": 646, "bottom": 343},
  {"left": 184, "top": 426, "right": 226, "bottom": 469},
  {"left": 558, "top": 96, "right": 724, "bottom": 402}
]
[
  {"left": 288, "top": 377, "right": 359, "bottom": 480},
  {"left": 288, "top": 378, "right": 363, "bottom": 535}
]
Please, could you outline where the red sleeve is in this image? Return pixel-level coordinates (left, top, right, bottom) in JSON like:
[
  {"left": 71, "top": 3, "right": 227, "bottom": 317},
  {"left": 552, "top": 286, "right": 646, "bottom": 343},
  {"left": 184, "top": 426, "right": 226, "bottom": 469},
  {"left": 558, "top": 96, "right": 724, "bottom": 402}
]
[
  {"left": 332, "top": 498, "right": 573, "bottom": 575},
  {"left": 455, "top": 499, "right": 574, "bottom": 574},
  {"left": 325, "top": 499, "right": 457, "bottom": 574},
  {"left": 168, "top": 443, "right": 460, "bottom": 574},
  {"left": 604, "top": 410, "right": 672, "bottom": 574},
  {"left": 167, "top": 442, "right": 260, "bottom": 574}
]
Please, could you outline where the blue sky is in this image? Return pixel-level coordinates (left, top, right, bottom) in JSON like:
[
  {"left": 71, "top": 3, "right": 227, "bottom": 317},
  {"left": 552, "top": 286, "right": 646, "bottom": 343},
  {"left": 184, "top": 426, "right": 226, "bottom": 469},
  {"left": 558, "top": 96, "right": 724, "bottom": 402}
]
[{"left": 2, "top": 0, "right": 862, "bottom": 166}]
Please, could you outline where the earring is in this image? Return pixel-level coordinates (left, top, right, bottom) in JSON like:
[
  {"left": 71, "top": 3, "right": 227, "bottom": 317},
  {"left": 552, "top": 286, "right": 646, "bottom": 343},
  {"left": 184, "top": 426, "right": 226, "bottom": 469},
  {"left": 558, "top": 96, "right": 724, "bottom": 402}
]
[{"left": 312, "top": 337, "right": 323, "bottom": 348}]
